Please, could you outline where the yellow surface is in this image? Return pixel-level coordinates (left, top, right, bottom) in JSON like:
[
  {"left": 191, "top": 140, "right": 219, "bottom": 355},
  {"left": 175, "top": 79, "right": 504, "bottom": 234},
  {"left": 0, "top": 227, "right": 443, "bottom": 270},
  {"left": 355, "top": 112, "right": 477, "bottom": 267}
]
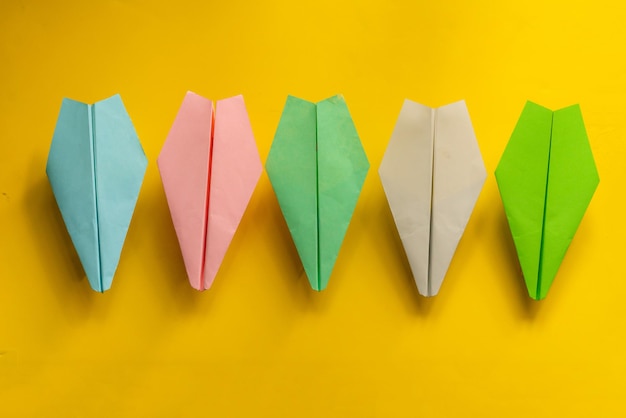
[{"left": 0, "top": 0, "right": 624, "bottom": 416}]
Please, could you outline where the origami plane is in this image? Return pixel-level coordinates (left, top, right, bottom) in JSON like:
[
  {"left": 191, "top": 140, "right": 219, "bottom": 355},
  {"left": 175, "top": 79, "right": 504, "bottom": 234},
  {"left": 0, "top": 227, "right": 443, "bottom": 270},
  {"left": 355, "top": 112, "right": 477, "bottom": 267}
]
[
  {"left": 158, "top": 92, "right": 262, "bottom": 290},
  {"left": 266, "top": 95, "right": 369, "bottom": 291},
  {"left": 46, "top": 94, "right": 147, "bottom": 292},
  {"left": 379, "top": 100, "right": 486, "bottom": 297},
  {"left": 495, "top": 101, "right": 599, "bottom": 300}
]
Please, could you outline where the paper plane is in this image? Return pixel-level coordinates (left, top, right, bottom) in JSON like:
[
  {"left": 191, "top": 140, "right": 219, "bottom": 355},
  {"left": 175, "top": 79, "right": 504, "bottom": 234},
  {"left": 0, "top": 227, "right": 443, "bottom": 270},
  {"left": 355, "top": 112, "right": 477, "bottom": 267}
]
[
  {"left": 266, "top": 95, "right": 369, "bottom": 291},
  {"left": 46, "top": 94, "right": 147, "bottom": 292},
  {"left": 495, "top": 101, "right": 599, "bottom": 300},
  {"left": 379, "top": 99, "right": 486, "bottom": 297},
  {"left": 158, "top": 92, "right": 262, "bottom": 290}
]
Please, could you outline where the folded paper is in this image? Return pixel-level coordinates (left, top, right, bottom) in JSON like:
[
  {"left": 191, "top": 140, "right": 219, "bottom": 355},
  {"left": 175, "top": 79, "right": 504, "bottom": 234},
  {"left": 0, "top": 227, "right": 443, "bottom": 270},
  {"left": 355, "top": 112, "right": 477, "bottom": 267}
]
[
  {"left": 379, "top": 99, "right": 486, "bottom": 297},
  {"left": 495, "top": 101, "right": 599, "bottom": 300},
  {"left": 46, "top": 94, "right": 147, "bottom": 292},
  {"left": 158, "top": 92, "right": 262, "bottom": 290},
  {"left": 266, "top": 95, "right": 369, "bottom": 291}
]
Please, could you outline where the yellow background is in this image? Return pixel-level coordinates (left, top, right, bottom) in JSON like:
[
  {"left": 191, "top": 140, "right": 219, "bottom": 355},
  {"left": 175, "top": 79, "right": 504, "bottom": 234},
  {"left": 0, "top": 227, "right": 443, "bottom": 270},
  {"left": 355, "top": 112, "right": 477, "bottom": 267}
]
[{"left": 1, "top": 0, "right": 624, "bottom": 416}]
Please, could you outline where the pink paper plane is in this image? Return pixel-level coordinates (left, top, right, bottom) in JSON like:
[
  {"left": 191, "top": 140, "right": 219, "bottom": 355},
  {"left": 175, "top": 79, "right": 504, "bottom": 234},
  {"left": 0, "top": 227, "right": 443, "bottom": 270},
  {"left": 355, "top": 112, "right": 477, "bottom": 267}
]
[{"left": 158, "top": 92, "right": 262, "bottom": 290}]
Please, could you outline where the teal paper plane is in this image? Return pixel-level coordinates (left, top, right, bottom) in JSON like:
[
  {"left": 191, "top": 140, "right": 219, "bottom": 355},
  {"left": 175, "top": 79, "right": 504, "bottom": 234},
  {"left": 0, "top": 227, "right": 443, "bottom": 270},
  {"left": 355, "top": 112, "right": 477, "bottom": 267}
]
[{"left": 46, "top": 94, "right": 147, "bottom": 292}]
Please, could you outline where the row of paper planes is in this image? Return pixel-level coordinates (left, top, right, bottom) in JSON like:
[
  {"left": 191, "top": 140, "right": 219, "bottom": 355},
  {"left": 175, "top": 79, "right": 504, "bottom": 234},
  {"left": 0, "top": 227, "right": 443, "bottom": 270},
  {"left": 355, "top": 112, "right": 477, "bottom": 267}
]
[{"left": 46, "top": 93, "right": 599, "bottom": 300}]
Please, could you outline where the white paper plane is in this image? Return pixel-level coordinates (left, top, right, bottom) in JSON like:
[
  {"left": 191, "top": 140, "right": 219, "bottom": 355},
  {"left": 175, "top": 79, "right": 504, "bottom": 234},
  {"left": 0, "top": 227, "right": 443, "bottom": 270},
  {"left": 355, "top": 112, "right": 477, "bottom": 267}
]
[{"left": 379, "top": 99, "right": 486, "bottom": 296}]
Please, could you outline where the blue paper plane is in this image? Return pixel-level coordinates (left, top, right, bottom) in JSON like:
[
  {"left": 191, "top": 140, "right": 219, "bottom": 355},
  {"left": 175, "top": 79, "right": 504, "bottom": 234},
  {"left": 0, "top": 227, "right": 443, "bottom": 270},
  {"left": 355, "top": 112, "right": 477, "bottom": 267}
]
[{"left": 46, "top": 94, "right": 147, "bottom": 292}]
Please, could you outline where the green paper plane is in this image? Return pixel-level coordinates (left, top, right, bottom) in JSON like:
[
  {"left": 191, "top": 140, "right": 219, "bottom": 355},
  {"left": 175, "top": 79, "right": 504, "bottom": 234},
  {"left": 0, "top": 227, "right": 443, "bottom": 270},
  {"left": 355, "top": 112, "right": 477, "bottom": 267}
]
[
  {"left": 495, "top": 101, "right": 599, "bottom": 300},
  {"left": 266, "top": 95, "right": 369, "bottom": 291}
]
